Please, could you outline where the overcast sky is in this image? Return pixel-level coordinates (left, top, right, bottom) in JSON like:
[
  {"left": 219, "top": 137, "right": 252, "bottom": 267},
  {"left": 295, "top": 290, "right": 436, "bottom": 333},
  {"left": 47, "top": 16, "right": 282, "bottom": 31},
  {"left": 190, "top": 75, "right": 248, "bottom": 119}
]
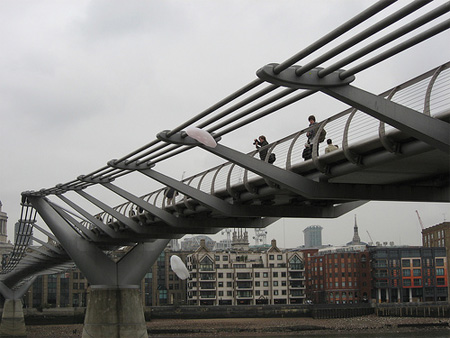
[{"left": 1, "top": 0, "right": 449, "bottom": 249}]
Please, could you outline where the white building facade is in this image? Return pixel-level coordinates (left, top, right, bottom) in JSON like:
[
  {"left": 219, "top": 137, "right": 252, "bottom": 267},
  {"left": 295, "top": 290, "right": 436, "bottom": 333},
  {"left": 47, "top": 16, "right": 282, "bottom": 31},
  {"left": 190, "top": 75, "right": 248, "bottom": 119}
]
[{"left": 186, "top": 239, "right": 306, "bottom": 305}]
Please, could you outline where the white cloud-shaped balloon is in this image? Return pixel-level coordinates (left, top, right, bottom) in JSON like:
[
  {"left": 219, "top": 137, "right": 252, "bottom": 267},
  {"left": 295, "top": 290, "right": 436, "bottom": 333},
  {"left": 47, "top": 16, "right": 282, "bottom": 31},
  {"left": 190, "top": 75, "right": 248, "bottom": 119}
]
[
  {"left": 185, "top": 127, "right": 217, "bottom": 148},
  {"left": 170, "top": 255, "right": 190, "bottom": 280}
]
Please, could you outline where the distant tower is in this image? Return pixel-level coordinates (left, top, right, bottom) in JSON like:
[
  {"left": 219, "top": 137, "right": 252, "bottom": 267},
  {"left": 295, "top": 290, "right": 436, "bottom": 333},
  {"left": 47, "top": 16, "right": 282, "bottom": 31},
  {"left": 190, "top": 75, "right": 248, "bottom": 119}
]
[
  {"left": 347, "top": 215, "right": 362, "bottom": 245},
  {"left": 303, "top": 225, "right": 323, "bottom": 248},
  {"left": 232, "top": 228, "right": 249, "bottom": 251},
  {"left": 253, "top": 228, "right": 267, "bottom": 245},
  {"left": 0, "top": 201, "right": 7, "bottom": 243},
  {"left": 15, "top": 221, "right": 33, "bottom": 247}
]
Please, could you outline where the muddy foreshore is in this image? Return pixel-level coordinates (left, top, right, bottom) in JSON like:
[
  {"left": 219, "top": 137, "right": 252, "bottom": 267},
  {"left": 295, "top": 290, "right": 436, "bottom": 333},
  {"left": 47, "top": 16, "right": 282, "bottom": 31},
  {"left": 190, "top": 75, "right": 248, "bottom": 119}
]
[{"left": 26, "top": 315, "right": 450, "bottom": 337}]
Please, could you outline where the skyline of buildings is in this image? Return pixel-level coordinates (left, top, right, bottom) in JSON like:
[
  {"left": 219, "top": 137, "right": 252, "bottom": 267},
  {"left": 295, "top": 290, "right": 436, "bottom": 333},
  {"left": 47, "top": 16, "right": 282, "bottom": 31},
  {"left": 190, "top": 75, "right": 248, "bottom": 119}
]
[{"left": 0, "top": 204, "right": 448, "bottom": 309}]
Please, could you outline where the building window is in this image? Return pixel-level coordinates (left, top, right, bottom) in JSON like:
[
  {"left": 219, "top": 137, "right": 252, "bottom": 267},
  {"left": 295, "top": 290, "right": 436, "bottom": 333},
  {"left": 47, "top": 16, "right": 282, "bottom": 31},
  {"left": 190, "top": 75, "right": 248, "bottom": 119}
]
[
  {"left": 255, "top": 290, "right": 260, "bottom": 296},
  {"left": 437, "top": 278, "right": 445, "bottom": 285},
  {"left": 273, "top": 281, "right": 278, "bottom": 286},
  {"left": 436, "top": 259, "right": 444, "bottom": 266},
  {"left": 412, "top": 259, "right": 421, "bottom": 267},
  {"left": 255, "top": 281, "right": 260, "bottom": 287},
  {"left": 263, "top": 272, "right": 268, "bottom": 278},
  {"left": 402, "top": 260, "right": 410, "bottom": 267},
  {"left": 218, "top": 291, "right": 223, "bottom": 296},
  {"left": 273, "top": 272, "right": 278, "bottom": 277},
  {"left": 282, "top": 272, "right": 286, "bottom": 277},
  {"left": 274, "top": 290, "right": 278, "bottom": 295},
  {"left": 255, "top": 272, "right": 260, "bottom": 278},
  {"left": 269, "top": 255, "right": 274, "bottom": 260},
  {"left": 264, "top": 290, "right": 269, "bottom": 296},
  {"left": 403, "top": 279, "right": 411, "bottom": 286},
  {"left": 215, "top": 255, "right": 220, "bottom": 261},
  {"left": 413, "top": 269, "right": 421, "bottom": 277},
  {"left": 227, "top": 282, "right": 232, "bottom": 287},
  {"left": 277, "top": 255, "right": 282, "bottom": 260},
  {"left": 402, "top": 269, "right": 411, "bottom": 277},
  {"left": 263, "top": 281, "right": 268, "bottom": 287},
  {"left": 227, "top": 291, "right": 232, "bottom": 296},
  {"left": 413, "top": 279, "right": 422, "bottom": 286},
  {"left": 289, "top": 255, "right": 304, "bottom": 270},
  {"left": 218, "top": 273, "right": 223, "bottom": 278},
  {"left": 226, "top": 273, "right": 232, "bottom": 278},
  {"left": 436, "top": 268, "right": 444, "bottom": 276},
  {"left": 200, "top": 257, "right": 214, "bottom": 271},
  {"left": 223, "top": 256, "right": 228, "bottom": 261}
]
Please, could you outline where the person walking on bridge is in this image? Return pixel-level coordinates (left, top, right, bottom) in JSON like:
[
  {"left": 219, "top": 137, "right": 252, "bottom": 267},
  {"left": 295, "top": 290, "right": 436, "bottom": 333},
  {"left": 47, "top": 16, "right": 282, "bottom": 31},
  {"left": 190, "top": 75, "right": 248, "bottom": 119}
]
[{"left": 325, "top": 139, "right": 338, "bottom": 153}]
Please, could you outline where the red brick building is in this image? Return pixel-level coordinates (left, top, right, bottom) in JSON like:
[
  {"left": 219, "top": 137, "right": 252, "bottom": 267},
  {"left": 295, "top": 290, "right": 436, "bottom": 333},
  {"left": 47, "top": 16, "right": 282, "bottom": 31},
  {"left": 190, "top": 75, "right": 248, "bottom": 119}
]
[{"left": 303, "top": 245, "right": 372, "bottom": 304}]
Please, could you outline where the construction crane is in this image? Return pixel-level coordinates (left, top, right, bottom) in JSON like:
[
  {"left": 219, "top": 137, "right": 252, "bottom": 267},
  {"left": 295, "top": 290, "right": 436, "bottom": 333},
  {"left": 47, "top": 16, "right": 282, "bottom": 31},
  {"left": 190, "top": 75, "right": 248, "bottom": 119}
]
[
  {"left": 416, "top": 210, "right": 424, "bottom": 230},
  {"left": 366, "top": 230, "right": 374, "bottom": 245}
]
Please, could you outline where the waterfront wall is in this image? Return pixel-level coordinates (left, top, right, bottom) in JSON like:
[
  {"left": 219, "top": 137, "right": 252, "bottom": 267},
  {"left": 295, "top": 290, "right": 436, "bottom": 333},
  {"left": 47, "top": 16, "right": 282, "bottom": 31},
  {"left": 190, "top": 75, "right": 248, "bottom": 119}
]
[
  {"left": 1, "top": 302, "right": 447, "bottom": 325},
  {"left": 376, "top": 302, "right": 450, "bottom": 318},
  {"left": 147, "top": 304, "right": 311, "bottom": 320},
  {"left": 147, "top": 304, "right": 375, "bottom": 320}
]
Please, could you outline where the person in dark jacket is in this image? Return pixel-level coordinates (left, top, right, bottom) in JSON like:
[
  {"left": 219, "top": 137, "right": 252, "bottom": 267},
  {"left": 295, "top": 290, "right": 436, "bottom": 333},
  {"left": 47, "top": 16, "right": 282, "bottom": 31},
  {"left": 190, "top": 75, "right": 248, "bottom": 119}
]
[
  {"left": 306, "top": 115, "right": 317, "bottom": 143},
  {"left": 254, "top": 135, "right": 269, "bottom": 161}
]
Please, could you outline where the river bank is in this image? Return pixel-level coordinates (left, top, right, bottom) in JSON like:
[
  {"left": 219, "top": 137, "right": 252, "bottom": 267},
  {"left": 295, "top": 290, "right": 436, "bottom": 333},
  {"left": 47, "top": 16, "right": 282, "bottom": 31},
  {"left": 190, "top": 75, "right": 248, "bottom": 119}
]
[{"left": 25, "top": 315, "right": 450, "bottom": 337}]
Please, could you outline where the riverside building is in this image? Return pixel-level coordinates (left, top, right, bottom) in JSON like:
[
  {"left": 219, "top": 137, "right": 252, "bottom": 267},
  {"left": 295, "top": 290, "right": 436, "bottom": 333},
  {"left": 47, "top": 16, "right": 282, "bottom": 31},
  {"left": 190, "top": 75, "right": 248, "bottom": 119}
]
[
  {"left": 186, "top": 232, "right": 306, "bottom": 306},
  {"left": 370, "top": 246, "right": 448, "bottom": 303},
  {"left": 303, "top": 245, "right": 371, "bottom": 304}
]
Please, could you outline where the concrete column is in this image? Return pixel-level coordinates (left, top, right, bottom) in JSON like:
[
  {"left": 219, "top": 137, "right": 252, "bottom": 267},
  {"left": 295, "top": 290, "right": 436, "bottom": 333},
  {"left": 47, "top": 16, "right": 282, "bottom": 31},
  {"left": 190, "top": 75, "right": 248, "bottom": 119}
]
[
  {"left": 386, "top": 288, "right": 389, "bottom": 302},
  {"left": 0, "top": 299, "right": 26, "bottom": 337},
  {"left": 82, "top": 285, "right": 147, "bottom": 338},
  {"left": 409, "top": 288, "right": 412, "bottom": 302}
]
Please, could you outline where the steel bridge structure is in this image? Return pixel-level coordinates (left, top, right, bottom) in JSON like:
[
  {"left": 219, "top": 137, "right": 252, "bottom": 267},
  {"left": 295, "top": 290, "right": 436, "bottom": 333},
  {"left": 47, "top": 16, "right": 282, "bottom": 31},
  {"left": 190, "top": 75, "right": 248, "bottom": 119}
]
[{"left": 0, "top": 1, "right": 449, "bottom": 337}]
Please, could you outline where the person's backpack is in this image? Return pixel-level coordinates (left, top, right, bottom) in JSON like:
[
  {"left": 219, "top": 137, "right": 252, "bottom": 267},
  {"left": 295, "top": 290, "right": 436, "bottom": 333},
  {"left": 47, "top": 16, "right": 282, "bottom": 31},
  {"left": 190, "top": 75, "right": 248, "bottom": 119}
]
[
  {"left": 268, "top": 153, "right": 276, "bottom": 164},
  {"left": 302, "top": 146, "right": 312, "bottom": 160},
  {"left": 318, "top": 128, "right": 326, "bottom": 143}
]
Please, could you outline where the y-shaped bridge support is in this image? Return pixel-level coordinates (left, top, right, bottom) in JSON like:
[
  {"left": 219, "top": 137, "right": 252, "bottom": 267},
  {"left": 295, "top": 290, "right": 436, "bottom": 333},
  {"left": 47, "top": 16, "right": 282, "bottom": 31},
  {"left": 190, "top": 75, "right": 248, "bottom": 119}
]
[
  {"left": 0, "top": 278, "right": 35, "bottom": 337},
  {"left": 28, "top": 196, "right": 170, "bottom": 338}
]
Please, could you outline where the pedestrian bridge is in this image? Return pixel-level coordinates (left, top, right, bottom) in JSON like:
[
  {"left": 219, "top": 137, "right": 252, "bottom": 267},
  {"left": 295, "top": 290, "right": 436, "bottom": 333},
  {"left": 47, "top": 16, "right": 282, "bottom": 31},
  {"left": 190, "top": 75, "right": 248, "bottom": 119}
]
[{"left": 1, "top": 1, "right": 449, "bottom": 337}]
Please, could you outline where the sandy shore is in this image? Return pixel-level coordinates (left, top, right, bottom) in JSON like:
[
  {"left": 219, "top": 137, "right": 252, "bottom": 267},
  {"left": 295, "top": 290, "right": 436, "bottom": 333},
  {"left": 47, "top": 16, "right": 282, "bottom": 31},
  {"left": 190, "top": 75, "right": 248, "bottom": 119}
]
[{"left": 25, "top": 315, "right": 450, "bottom": 337}]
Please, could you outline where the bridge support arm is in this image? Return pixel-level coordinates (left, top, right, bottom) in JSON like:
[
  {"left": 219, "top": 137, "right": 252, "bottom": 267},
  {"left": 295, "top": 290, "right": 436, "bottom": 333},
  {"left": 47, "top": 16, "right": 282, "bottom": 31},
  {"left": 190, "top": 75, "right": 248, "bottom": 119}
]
[{"left": 321, "top": 85, "right": 450, "bottom": 153}]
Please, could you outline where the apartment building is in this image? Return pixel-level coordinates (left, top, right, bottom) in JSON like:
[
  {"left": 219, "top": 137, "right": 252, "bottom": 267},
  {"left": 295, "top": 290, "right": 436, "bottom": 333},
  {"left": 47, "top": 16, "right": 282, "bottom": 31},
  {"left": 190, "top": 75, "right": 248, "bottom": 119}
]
[
  {"left": 370, "top": 246, "right": 448, "bottom": 303},
  {"left": 186, "top": 238, "right": 306, "bottom": 306}
]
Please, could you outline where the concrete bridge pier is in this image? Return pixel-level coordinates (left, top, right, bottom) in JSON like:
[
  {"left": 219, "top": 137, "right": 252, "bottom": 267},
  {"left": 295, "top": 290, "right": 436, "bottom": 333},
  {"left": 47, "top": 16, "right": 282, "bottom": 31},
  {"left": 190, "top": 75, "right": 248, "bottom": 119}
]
[
  {"left": 83, "top": 285, "right": 147, "bottom": 338},
  {"left": 0, "top": 300, "right": 26, "bottom": 338},
  {"left": 29, "top": 196, "right": 171, "bottom": 338},
  {"left": 0, "top": 279, "right": 35, "bottom": 337}
]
